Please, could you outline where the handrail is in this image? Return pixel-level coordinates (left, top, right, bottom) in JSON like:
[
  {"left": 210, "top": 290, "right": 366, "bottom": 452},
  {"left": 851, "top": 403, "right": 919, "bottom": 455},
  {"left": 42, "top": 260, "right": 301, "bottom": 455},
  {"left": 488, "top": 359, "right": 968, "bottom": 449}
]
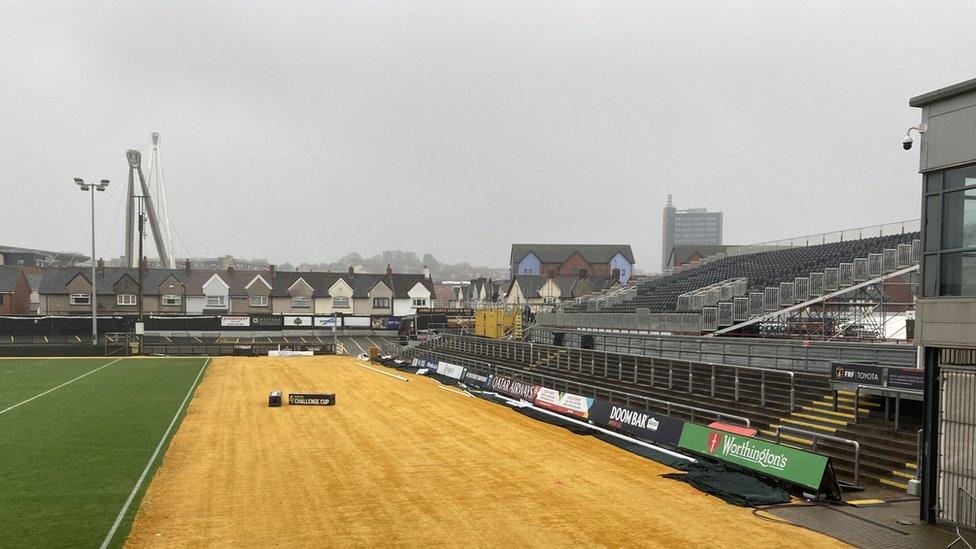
[
  {"left": 915, "top": 428, "right": 923, "bottom": 481},
  {"left": 406, "top": 346, "right": 752, "bottom": 428},
  {"left": 851, "top": 385, "right": 923, "bottom": 430},
  {"left": 775, "top": 425, "right": 861, "bottom": 486},
  {"left": 435, "top": 333, "right": 797, "bottom": 410}
]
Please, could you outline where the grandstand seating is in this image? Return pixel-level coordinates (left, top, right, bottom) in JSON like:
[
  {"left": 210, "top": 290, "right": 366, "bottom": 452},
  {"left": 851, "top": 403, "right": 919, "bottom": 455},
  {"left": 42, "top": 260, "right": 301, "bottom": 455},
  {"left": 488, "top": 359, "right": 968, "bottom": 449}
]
[
  {"left": 566, "top": 233, "right": 920, "bottom": 316},
  {"left": 409, "top": 335, "right": 921, "bottom": 490}
]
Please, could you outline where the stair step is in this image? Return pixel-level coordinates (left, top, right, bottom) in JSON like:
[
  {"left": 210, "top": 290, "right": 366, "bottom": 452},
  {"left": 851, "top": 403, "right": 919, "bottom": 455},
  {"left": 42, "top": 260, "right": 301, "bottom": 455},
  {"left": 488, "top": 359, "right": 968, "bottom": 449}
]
[
  {"left": 879, "top": 478, "right": 908, "bottom": 491},
  {"left": 906, "top": 462, "right": 917, "bottom": 470},
  {"left": 778, "top": 419, "right": 837, "bottom": 433},
  {"left": 892, "top": 470, "right": 916, "bottom": 480},
  {"left": 807, "top": 400, "right": 873, "bottom": 414},
  {"left": 822, "top": 395, "right": 881, "bottom": 408},
  {"left": 789, "top": 412, "right": 849, "bottom": 426},
  {"left": 759, "top": 430, "right": 813, "bottom": 446},
  {"left": 800, "top": 406, "right": 855, "bottom": 419}
]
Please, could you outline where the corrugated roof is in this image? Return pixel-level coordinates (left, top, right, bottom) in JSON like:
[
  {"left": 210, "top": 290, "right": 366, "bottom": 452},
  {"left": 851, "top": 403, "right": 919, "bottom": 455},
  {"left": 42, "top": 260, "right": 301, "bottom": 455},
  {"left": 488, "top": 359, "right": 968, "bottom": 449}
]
[{"left": 510, "top": 244, "right": 635, "bottom": 266}]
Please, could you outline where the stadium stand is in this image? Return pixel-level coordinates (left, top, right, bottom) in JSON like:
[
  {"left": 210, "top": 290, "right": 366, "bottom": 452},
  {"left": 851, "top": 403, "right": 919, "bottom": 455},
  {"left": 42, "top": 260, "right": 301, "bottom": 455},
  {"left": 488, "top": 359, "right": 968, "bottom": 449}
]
[
  {"left": 567, "top": 232, "right": 920, "bottom": 315},
  {"left": 407, "top": 334, "right": 921, "bottom": 491}
]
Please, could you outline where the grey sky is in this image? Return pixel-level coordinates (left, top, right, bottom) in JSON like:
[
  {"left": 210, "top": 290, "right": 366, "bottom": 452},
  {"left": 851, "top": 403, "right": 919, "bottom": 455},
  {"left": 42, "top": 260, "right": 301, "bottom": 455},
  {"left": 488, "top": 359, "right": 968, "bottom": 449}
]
[{"left": 2, "top": 1, "right": 973, "bottom": 271}]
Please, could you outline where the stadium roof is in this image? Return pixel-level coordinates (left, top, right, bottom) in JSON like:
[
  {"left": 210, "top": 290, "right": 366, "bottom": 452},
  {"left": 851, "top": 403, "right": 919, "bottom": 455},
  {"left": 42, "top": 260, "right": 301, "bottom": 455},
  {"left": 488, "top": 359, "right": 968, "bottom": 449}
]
[
  {"left": 510, "top": 244, "right": 635, "bottom": 265},
  {"left": 909, "top": 77, "right": 976, "bottom": 107}
]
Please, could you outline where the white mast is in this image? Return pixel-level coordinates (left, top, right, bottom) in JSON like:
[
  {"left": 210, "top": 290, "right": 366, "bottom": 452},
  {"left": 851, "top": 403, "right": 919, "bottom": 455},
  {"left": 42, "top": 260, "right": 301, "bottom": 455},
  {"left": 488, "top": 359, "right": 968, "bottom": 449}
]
[{"left": 147, "top": 132, "right": 177, "bottom": 268}]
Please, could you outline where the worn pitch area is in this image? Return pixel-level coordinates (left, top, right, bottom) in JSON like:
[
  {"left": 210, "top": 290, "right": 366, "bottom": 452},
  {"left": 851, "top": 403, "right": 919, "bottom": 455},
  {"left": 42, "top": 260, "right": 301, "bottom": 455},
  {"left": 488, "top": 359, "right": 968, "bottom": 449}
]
[{"left": 126, "top": 356, "right": 849, "bottom": 548}]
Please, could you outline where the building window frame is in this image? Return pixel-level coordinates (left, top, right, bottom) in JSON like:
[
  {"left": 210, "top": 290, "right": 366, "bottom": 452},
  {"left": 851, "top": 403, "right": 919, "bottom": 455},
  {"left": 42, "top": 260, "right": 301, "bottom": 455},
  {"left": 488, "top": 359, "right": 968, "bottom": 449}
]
[
  {"left": 372, "top": 297, "right": 390, "bottom": 308},
  {"left": 412, "top": 297, "right": 427, "bottom": 307},
  {"left": 250, "top": 295, "right": 268, "bottom": 307},
  {"left": 117, "top": 294, "right": 137, "bottom": 306},
  {"left": 70, "top": 293, "right": 91, "bottom": 305},
  {"left": 922, "top": 164, "right": 976, "bottom": 297},
  {"left": 291, "top": 295, "right": 311, "bottom": 308},
  {"left": 332, "top": 296, "right": 350, "bottom": 309},
  {"left": 206, "top": 295, "right": 227, "bottom": 308},
  {"left": 162, "top": 294, "right": 182, "bottom": 306}
]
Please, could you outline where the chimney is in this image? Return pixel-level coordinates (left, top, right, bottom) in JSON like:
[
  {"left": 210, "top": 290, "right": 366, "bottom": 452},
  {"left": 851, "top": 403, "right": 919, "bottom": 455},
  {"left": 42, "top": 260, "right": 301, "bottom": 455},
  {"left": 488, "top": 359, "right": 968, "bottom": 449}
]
[
  {"left": 348, "top": 265, "right": 355, "bottom": 275},
  {"left": 227, "top": 265, "right": 235, "bottom": 273},
  {"left": 269, "top": 264, "right": 276, "bottom": 276},
  {"left": 386, "top": 264, "right": 393, "bottom": 275},
  {"left": 97, "top": 258, "right": 105, "bottom": 272},
  {"left": 184, "top": 259, "right": 191, "bottom": 273},
  {"left": 423, "top": 265, "right": 430, "bottom": 278}
]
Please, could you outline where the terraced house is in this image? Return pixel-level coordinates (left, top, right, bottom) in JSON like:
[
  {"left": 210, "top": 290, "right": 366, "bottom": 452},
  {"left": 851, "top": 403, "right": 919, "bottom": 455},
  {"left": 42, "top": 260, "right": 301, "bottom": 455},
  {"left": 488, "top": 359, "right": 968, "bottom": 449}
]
[
  {"left": 37, "top": 265, "right": 187, "bottom": 314},
  {"left": 510, "top": 244, "right": 635, "bottom": 284}
]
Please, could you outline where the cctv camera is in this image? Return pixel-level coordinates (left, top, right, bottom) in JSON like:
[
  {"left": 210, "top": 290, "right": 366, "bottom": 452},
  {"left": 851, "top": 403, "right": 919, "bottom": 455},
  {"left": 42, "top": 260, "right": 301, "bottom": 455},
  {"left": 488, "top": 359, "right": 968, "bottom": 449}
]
[{"left": 902, "top": 135, "right": 913, "bottom": 150}]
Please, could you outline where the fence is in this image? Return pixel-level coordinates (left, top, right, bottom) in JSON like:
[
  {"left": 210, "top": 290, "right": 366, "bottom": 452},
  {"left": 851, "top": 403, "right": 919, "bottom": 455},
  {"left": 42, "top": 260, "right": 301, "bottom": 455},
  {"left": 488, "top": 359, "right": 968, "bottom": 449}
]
[
  {"left": 403, "top": 346, "right": 753, "bottom": 428},
  {"left": 948, "top": 487, "right": 975, "bottom": 549},
  {"left": 429, "top": 334, "right": 800, "bottom": 411},
  {"left": 528, "top": 327, "right": 916, "bottom": 373},
  {"left": 723, "top": 219, "right": 920, "bottom": 258},
  {"left": 941, "top": 366, "right": 976, "bottom": 530}
]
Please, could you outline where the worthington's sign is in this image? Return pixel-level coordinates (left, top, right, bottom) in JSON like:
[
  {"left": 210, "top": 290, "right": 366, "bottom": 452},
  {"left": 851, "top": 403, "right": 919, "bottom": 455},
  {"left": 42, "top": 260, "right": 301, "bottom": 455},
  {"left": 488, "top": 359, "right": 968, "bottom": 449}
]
[{"left": 679, "top": 423, "right": 829, "bottom": 490}]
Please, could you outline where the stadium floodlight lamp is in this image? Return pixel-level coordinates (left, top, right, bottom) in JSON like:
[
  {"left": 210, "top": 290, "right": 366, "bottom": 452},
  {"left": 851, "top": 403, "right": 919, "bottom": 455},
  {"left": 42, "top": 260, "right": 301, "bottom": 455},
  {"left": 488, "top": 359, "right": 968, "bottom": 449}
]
[
  {"left": 74, "top": 177, "right": 85, "bottom": 187},
  {"left": 96, "top": 179, "right": 110, "bottom": 191}
]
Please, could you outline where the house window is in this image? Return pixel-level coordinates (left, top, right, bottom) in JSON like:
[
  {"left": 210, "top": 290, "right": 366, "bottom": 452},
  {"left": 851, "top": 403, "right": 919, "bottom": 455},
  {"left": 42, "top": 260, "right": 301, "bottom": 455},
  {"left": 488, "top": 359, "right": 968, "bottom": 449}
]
[
  {"left": 373, "top": 297, "right": 390, "bottom": 308},
  {"left": 206, "top": 295, "right": 226, "bottom": 308},
  {"left": 412, "top": 298, "right": 427, "bottom": 307},
  {"left": 332, "top": 296, "right": 350, "bottom": 309},
  {"left": 543, "top": 297, "right": 557, "bottom": 304},
  {"left": 162, "top": 295, "right": 182, "bottom": 306},
  {"left": 922, "top": 164, "right": 976, "bottom": 297},
  {"left": 250, "top": 295, "right": 268, "bottom": 307},
  {"left": 70, "top": 294, "right": 91, "bottom": 305},
  {"left": 291, "top": 296, "right": 311, "bottom": 308},
  {"left": 117, "top": 294, "right": 137, "bottom": 306}
]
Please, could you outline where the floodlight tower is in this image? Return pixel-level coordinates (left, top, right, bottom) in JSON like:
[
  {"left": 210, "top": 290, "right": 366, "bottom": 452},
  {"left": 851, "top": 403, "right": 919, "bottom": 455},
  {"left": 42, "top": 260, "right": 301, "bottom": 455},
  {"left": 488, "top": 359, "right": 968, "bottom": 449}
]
[{"left": 74, "top": 177, "right": 110, "bottom": 345}]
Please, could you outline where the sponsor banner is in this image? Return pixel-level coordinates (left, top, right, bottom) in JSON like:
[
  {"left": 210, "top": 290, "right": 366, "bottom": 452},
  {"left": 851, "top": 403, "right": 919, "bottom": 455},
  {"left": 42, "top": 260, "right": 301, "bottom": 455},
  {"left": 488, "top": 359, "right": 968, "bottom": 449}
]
[
  {"left": 463, "top": 370, "right": 490, "bottom": 388},
  {"left": 343, "top": 316, "right": 370, "bottom": 328},
  {"left": 314, "top": 316, "right": 339, "bottom": 328},
  {"left": 233, "top": 344, "right": 253, "bottom": 356},
  {"left": 268, "top": 349, "right": 314, "bottom": 357},
  {"left": 831, "top": 363, "right": 883, "bottom": 386},
  {"left": 416, "top": 368, "right": 429, "bottom": 375},
  {"left": 587, "top": 400, "right": 685, "bottom": 446},
  {"left": 251, "top": 315, "right": 283, "bottom": 327},
  {"left": 436, "top": 361, "right": 465, "bottom": 380},
  {"left": 534, "top": 388, "right": 593, "bottom": 419},
  {"left": 284, "top": 315, "right": 313, "bottom": 328},
  {"left": 678, "top": 423, "right": 828, "bottom": 490},
  {"left": 221, "top": 315, "right": 251, "bottom": 327},
  {"left": 371, "top": 316, "right": 402, "bottom": 330},
  {"left": 489, "top": 375, "right": 541, "bottom": 401},
  {"left": 411, "top": 358, "right": 419, "bottom": 367},
  {"left": 417, "top": 307, "right": 473, "bottom": 316},
  {"left": 289, "top": 392, "right": 336, "bottom": 406},
  {"left": 417, "top": 358, "right": 438, "bottom": 370},
  {"left": 888, "top": 368, "right": 924, "bottom": 391}
]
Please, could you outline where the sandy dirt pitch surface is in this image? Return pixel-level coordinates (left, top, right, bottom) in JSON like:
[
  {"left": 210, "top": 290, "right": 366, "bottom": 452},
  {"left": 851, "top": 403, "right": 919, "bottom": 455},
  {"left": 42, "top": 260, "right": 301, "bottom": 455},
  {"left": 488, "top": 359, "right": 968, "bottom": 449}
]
[{"left": 127, "top": 356, "right": 849, "bottom": 548}]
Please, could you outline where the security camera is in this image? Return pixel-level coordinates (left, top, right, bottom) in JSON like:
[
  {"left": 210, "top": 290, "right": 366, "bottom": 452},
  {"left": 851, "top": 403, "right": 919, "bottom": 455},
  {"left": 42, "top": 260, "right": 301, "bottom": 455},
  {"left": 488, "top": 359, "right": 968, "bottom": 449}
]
[
  {"left": 903, "top": 123, "right": 927, "bottom": 151},
  {"left": 902, "top": 135, "right": 913, "bottom": 150}
]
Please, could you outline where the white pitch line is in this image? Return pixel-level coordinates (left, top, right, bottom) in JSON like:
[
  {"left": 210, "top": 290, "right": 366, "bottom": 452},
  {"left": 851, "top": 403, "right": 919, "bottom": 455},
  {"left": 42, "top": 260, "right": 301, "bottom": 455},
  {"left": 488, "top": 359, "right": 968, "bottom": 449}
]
[
  {"left": 349, "top": 338, "right": 368, "bottom": 355},
  {"left": 99, "top": 357, "right": 211, "bottom": 549},
  {"left": 355, "top": 361, "right": 408, "bottom": 382},
  {"left": 0, "top": 357, "right": 125, "bottom": 417},
  {"left": 436, "top": 385, "right": 473, "bottom": 398}
]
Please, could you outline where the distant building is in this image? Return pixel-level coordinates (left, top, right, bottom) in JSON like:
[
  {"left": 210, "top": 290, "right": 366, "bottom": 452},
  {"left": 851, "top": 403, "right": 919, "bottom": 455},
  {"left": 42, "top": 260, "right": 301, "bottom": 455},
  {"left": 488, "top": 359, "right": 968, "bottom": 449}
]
[
  {"left": 666, "top": 244, "right": 734, "bottom": 271},
  {"left": 0, "top": 245, "right": 88, "bottom": 267},
  {"left": 510, "top": 244, "right": 635, "bottom": 284},
  {"left": 504, "top": 274, "right": 617, "bottom": 308},
  {"left": 108, "top": 255, "right": 270, "bottom": 271},
  {"left": 661, "top": 194, "right": 723, "bottom": 271}
]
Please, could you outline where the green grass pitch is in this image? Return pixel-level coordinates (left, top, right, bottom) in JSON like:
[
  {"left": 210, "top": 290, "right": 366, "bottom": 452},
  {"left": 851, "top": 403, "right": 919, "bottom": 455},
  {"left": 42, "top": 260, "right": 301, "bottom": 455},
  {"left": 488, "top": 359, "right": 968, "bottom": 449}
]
[{"left": 0, "top": 356, "right": 210, "bottom": 548}]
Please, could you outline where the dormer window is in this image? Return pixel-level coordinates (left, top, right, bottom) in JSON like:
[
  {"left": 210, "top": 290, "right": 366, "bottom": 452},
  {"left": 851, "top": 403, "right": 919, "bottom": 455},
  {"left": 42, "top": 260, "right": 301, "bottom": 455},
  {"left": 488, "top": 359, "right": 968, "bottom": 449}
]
[
  {"left": 70, "top": 294, "right": 91, "bottom": 305},
  {"left": 206, "top": 295, "right": 226, "bottom": 308},
  {"left": 117, "top": 294, "right": 137, "bottom": 306},
  {"left": 292, "top": 296, "right": 311, "bottom": 308}
]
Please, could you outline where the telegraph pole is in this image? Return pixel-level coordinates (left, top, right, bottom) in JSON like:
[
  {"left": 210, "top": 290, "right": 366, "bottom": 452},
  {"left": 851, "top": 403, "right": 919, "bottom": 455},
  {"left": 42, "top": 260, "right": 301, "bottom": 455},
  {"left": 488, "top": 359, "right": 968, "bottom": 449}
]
[{"left": 137, "top": 197, "right": 145, "bottom": 354}]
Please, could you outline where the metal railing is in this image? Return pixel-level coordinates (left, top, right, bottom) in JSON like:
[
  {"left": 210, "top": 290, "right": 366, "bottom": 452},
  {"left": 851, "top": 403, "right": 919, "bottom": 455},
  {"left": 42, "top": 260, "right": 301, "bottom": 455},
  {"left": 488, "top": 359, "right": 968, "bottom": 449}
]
[
  {"left": 431, "top": 334, "right": 799, "bottom": 410},
  {"left": 405, "top": 346, "right": 752, "bottom": 428},
  {"left": 948, "top": 486, "right": 975, "bottom": 549},
  {"left": 724, "top": 219, "right": 920, "bottom": 259},
  {"left": 775, "top": 425, "right": 861, "bottom": 486},
  {"left": 848, "top": 385, "right": 923, "bottom": 430}
]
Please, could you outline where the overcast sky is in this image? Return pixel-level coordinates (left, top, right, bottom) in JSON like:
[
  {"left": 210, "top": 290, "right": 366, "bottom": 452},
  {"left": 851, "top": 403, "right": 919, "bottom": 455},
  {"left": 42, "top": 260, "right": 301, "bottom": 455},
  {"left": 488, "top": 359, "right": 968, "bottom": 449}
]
[{"left": 2, "top": 1, "right": 974, "bottom": 271}]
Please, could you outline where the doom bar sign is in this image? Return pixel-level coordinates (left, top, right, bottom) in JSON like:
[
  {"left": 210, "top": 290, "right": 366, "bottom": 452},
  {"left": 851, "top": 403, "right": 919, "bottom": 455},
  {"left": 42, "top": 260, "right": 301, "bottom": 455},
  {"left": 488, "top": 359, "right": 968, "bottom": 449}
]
[
  {"left": 588, "top": 400, "right": 684, "bottom": 446},
  {"left": 678, "top": 423, "right": 828, "bottom": 490},
  {"left": 489, "top": 375, "right": 540, "bottom": 401}
]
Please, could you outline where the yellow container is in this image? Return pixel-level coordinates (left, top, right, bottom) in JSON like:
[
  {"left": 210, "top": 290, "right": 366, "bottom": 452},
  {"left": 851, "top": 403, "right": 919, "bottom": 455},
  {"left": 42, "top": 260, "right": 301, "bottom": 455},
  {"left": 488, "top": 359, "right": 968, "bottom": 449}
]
[{"left": 475, "top": 309, "right": 517, "bottom": 339}]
